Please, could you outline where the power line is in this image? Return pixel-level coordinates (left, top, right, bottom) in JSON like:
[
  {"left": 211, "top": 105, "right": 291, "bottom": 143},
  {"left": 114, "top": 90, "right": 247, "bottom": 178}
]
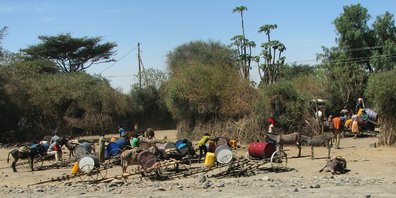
[
  {"left": 252, "top": 53, "right": 396, "bottom": 68},
  {"left": 99, "top": 45, "right": 138, "bottom": 74},
  {"left": 104, "top": 74, "right": 134, "bottom": 78},
  {"left": 265, "top": 45, "right": 387, "bottom": 65},
  {"left": 319, "top": 53, "right": 396, "bottom": 65},
  {"left": 339, "top": 45, "right": 384, "bottom": 52}
]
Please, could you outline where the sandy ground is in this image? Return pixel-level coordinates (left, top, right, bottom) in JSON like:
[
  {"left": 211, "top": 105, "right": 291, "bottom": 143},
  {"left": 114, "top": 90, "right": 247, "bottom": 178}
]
[{"left": 0, "top": 130, "right": 395, "bottom": 197}]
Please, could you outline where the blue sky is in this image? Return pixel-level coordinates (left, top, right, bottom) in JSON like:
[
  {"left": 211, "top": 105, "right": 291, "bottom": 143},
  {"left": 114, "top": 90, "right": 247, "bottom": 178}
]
[{"left": 1, "top": 0, "right": 394, "bottom": 92}]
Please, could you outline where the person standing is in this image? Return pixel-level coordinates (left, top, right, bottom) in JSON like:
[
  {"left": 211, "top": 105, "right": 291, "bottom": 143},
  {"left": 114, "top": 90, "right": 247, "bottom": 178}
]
[
  {"left": 197, "top": 133, "right": 210, "bottom": 163},
  {"left": 332, "top": 114, "right": 342, "bottom": 149},
  {"left": 118, "top": 125, "right": 126, "bottom": 138},
  {"left": 355, "top": 98, "right": 365, "bottom": 114},
  {"left": 267, "top": 117, "right": 275, "bottom": 134},
  {"left": 351, "top": 114, "right": 360, "bottom": 138},
  {"left": 98, "top": 131, "right": 106, "bottom": 163},
  {"left": 130, "top": 132, "right": 141, "bottom": 149},
  {"left": 49, "top": 131, "right": 60, "bottom": 145}
]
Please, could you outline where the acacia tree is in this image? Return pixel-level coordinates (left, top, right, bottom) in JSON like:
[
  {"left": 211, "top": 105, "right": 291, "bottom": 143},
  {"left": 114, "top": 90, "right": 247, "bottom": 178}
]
[
  {"left": 21, "top": 33, "right": 117, "bottom": 72},
  {"left": 258, "top": 24, "right": 286, "bottom": 84}
]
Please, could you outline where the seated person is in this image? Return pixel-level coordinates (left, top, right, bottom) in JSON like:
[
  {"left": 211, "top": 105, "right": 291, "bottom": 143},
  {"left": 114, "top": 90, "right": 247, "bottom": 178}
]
[{"left": 47, "top": 141, "right": 62, "bottom": 162}]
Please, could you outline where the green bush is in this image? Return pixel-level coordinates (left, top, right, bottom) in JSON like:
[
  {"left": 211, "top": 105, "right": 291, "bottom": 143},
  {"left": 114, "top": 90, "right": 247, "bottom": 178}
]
[
  {"left": 365, "top": 69, "right": 396, "bottom": 145},
  {"left": 129, "top": 85, "right": 175, "bottom": 130},
  {"left": 163, "top": 63, "right": 256, "bottom": 139},
  {"left": 258, "top": 81, "right": 309, "bottom": 132}
]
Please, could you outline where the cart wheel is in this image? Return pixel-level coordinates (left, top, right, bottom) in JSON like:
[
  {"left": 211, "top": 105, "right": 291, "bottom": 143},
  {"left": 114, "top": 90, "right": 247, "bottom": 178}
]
[
  {"left": 95, "top": 163, "right": 108, "bottom": 180},
  {"left": 143, "top": 157, "right": 158, "bottom": 171},
  {"left": 180, "top": 155, "right": 192, "bottom": 170},
  {"left": 44, "top": 154, "right": 56, "bottom": 166},
  {"left": 78, "top": 164, "right": 99, "bottom": 182},
  {"left": 32, "top": 155, "right": 43, "bottom": 170},
  {"left": 270, "top": 150, "right": 287, "bottom": 172}
]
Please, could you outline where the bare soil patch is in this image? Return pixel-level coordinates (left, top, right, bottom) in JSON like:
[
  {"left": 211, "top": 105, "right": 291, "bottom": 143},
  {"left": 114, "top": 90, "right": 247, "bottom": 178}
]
[{"left": 0, "top": 130, "right": 395, "bottom": 197}]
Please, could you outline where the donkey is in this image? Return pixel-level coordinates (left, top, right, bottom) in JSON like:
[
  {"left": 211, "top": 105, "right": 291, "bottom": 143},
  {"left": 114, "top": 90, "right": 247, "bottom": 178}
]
[
  {"left": 120, "top": 146, "right": 161, "bottom": 173},
  {"left": 120, "top": 148, "right": 138, "bottom": 173},
  {"left": 319, "top": 156, "right": 347, "bottom": 174},
  {"left": 300, "top": 133, "right": 333, "bottom": 160},
  {"left": 7, "top": 144, "right": 46, "bottom": 172},
  {"left": 263, "top": 132, "right": 302, "bottom": 157}
]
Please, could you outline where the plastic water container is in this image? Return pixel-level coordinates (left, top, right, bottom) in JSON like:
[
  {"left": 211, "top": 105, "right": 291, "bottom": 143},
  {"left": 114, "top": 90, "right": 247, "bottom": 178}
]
[
  {"left": 365, "top": 108, "right": 378, "bottom": 122},
  {"left": 106, "top": 139, "right": 126, "bottom": 156},
  {"left": 80, "top": 142, "right": 93, "bottom": 153},
  {"left": 71, "top": 161, "right": 79, "bottom": 175},
  {"left": 204, "top": 152, "right": 215, "bottom": 168},
  {"left": 110, "top": 137, "right": 118, "bottom": 142},
  {"left": 229, "top": 139, "right": 237, "bottom": 149},
  {"left": 175, "top": 139, "right": 184, "bottom": 148},
  {"left": 115, "top": 139, "right": 126, "bottom": 148},
  {"left": 216, "top": 137, "right": 230, "bottom": 147},
  {"left": 248, "top": 142, "right": 276, "bottom": 159},
  {"left": 215, "top": 145, "right": 233, "bottom": 164},
  {"left": 78, "top": 155, "right": 99, "bottom": 173}
]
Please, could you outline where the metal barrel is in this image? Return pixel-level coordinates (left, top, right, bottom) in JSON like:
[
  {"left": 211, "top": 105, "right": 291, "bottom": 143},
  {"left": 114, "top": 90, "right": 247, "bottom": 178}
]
[{"left": 248, "top": 142, "right": 276, "bottom": 159}]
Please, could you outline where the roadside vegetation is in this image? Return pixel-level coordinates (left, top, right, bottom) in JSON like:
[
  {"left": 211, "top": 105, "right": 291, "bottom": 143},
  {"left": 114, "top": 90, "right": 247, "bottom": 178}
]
[{"left": 0, "top": 4, "right": 395, "bottom": 145}]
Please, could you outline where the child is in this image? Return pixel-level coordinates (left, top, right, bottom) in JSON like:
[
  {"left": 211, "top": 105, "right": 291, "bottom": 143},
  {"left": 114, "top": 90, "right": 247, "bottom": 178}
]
[{"left": 197, "top": 133, "right": 210, "bottom": 163}]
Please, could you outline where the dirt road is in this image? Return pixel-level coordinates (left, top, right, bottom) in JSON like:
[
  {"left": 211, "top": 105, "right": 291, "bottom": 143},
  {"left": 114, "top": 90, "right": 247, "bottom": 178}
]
[{"left": 0, "top": 130, "right": 395, "bottom": 197}]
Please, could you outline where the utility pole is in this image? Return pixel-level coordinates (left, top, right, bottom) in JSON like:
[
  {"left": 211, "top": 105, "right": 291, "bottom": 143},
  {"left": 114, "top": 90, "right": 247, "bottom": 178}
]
[{"left": 137, "top": 42, "right": 142, "bottom": 88}]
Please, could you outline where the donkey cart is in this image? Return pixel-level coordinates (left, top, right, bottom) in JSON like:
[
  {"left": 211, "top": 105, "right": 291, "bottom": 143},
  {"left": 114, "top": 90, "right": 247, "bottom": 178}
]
[
  {"left": 245, "top": 142, "right": 287, "bottom": 171},
  {"left": 75, "top": 155, "right": 108, "bottom": 182}
]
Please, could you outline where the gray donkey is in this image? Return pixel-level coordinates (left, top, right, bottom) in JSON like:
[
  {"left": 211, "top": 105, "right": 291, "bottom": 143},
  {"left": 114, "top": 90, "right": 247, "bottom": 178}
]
[
  {"left": 264, "top": 132, "right": 301, "bottom": 157},
  {"left": 300, "top": 133, "right": 333, "bottom": 160},
  {"left": 319, "top": 156, "right": 347, "bottom": 174}
]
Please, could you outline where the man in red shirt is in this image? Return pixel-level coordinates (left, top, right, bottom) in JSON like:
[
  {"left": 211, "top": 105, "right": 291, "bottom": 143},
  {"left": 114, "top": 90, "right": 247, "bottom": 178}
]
[{"left": 332, "top": 114, "right": 342, "bottom": 149}]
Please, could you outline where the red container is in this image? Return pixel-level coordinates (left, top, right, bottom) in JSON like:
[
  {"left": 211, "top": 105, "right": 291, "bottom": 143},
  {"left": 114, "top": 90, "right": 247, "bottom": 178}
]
[{"left": 248, "top": 142, "right": 276, "bottom": 159}]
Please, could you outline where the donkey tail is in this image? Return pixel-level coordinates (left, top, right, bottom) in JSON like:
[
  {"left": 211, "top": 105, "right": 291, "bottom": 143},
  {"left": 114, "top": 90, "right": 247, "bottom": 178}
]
[
  {"left": 7, "top": 149, "right": 16, "bottom": 164},
  {"left": 319, "top": 165, "right": 327, "bottom": 172}
]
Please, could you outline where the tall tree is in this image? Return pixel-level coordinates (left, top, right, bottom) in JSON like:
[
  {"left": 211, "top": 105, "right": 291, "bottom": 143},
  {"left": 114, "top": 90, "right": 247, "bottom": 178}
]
[
  {"left": 318, "top": 4, "right": 396, "bottom": 110},
  {"left": 333, "top": 4, "right": 373, "bottom": 72},
  {"left": 371, "top": 11, "right": 396, "bottom": 72},
  {"left": 258, "top": 24, "right": 286, "bottom": 84},
  {"left": 21, "top": 33, "right": 117, "bottom": 72},
  {"left": 232, "top": 6, "right": 255, "bottom": 80}
]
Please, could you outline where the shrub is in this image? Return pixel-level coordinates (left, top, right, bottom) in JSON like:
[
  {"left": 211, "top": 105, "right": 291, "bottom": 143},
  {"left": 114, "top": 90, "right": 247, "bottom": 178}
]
[{"left": 365, "top": 69, "right": 396, "bottom": 145}]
